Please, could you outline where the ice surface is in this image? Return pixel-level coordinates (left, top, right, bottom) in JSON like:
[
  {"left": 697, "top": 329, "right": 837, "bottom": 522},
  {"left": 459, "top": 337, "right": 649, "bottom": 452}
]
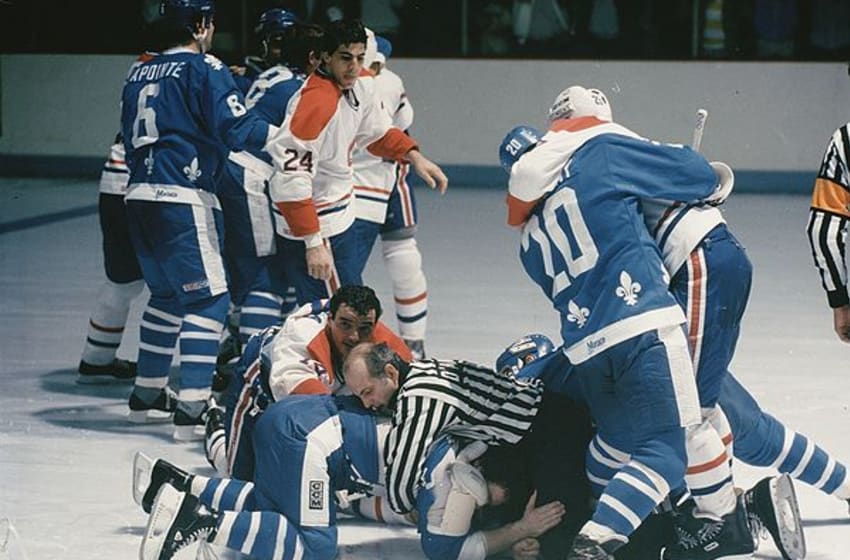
[{"left": 0, "top": 180, "right": 847, "bottom": 558}]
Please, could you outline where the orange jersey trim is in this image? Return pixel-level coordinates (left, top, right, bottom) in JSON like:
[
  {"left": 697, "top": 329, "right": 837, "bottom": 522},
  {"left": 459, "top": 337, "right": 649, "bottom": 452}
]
[
  {"left": 811, "top": 177, "right": 850, "bottom": 217},
  {"left": 354, "top": 185, "right": 393, "bottom": 196},
  {"left": 275, "top": 200, "right": 320, "bottom": 237},
  {"left": 506, "top": 193, "right": 539, "bottom": 227},
  {"left": 549, "top": 116, "right": 608, "bottom": 133},
  {"left": 290, "top": 377, "right": 333, "bottom": 395},
  {"left": 374, "top": 321, "right": 413, "bottom": 362},
  {"left": 290, "top": 74, "right": 342, "bottom": 141},
  {"left": 307, "top": 329, "right": 337, "bottom": 385},
  {"left": 367, "top": 128, "right": 417, "bottom": 162}
]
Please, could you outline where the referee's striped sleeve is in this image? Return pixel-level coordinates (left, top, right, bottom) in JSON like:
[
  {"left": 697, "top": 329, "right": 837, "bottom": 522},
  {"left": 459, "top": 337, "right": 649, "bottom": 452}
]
[
  {"left": 384, "top": 394, "right": 456, "bottom": 514},
  {"left": 808, "top": 123, "right": 850, "bottom": 308}
]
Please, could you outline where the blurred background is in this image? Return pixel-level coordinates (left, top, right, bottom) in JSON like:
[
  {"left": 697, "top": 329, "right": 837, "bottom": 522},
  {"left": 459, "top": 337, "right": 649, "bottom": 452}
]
[{"left": 1, "top": 0, "right": 848, "bottom": 63}]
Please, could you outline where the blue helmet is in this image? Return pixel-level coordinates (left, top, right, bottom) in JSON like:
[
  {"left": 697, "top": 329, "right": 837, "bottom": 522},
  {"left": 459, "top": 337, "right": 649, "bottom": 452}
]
[
  {"left": 375, "top": 35, "right": 392, "bottom": 62},
  {"left": 499, "top": 125, "right": 542, "bottom": 174},
  {"left": 255, "top": 8, "right": 300, "bottom": 39},
  {"left": 159, "top": 0, "right": 215, "bottom": 29},
  {"left": 495, "top": 334, "right": 555, "bottom": 377}
]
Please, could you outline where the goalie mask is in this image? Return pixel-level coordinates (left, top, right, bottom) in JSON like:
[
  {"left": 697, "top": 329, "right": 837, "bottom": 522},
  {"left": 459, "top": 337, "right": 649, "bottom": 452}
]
[
  {"left": 547, "top": 85, "right": 612, "bottom": 124},
  {"left": 495, "top": 333, "right": 554, "bottom": 377},
  {"left": 499, "top": 125, "right": 542, "bottom": 174}
]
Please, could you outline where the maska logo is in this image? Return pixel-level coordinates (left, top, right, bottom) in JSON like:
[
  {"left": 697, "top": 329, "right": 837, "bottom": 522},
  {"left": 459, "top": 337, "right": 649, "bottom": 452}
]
[
  {"left": 155, "top": 189, "right": 178, "bottom": 200},
  {"left": 309, "top": 480, "right": 324, "bottom": 510}
]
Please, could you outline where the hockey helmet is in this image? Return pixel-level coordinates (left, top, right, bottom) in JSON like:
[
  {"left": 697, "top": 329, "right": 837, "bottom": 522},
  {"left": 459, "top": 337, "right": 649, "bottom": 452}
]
[
  {"left": 255, "top": 8, "right": 300, "bottom": 39},
  {"left": 499, "top": 125, "right": 542, "bottom": 173},
  {"left": 495, "top": 333, "right": 555, "bottom": 377},
  {"left": 547, "top": 85, "right": 612, "bottom": 124}
]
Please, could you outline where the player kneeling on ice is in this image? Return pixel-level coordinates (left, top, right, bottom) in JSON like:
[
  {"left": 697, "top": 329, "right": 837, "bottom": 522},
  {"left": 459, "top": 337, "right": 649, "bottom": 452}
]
[{"left": 134, "top": 394, "right": 394, "bottom": 560}]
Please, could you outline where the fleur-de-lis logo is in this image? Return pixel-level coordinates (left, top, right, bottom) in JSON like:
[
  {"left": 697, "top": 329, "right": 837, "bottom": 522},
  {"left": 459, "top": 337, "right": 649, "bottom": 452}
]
[
  {"left": 144, "top": 149, "right": 155, "bottom": 176},
  {"left": 183, "top": 157, "right": 202, "bottom": 182},
  {"left": 616, "top": 270, "right": 641, "bottom": 306},
  {"left": 566, "top": 299, "right": 590, "bottom": 328}
]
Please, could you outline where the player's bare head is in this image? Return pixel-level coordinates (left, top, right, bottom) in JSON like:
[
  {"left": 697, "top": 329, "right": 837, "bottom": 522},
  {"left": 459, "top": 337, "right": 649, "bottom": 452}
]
[
  {"left": 319, "top": 19, "right": 367, "bottom": 89},
  {"left": 330, "top": 285, "right": 382, "bottom": 320},
  {"left": 327, "top": 287, "right": 381, "bottom": 356},
  {"left": 547, "top": 85, "right": 612, "bottom": 125},
  {"left": 151, "top": 0, "right": 216, "bottom": 52},
  {"left": 343, "top": 342, "right": 403, "bottom": 411}
]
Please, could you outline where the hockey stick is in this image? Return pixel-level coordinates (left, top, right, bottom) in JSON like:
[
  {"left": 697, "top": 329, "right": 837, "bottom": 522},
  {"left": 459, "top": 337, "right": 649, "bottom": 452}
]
[{"left": 692, "top": 108, "right": 708, "bottom": 151}]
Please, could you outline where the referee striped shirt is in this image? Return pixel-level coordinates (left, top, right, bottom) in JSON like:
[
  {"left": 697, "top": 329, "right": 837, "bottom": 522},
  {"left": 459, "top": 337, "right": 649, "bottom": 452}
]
[
  {"left": 383, "top": 358, "right": 543, "bottom": 514},
  {"left": 808, "top": 123, "right": 850, "bottom": 308}
]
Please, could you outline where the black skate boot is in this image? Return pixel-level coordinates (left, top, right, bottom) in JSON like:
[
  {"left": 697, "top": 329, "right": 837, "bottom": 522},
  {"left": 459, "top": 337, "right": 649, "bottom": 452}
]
[
  {"left": 661, "top": 496, "right": 754, "bottom": 559},
  {"left": 140, "top": 483, "right": 218, "bottom": 560},
  {"left": 128, "top": 386, "right": 177, "bottom": 423},
  {"left": 566, "top": 533, "right": 623, "bottom": 560},
  {"left": 173, "top": 400, "right": 208, "bottom": 442},
  {"left": 743, "top": 474, "right": 805, "bottom": 560},
  {"left": 77, "top": 358, "right": 136, "bottom": 384},
  {"left": 132, "top": 451, "right": 194, "bottom": 514}
]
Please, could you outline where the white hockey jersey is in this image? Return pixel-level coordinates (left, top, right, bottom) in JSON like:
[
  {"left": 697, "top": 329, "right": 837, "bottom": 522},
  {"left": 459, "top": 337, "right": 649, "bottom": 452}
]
[
  {"left": 266, "top": 301, "right": 412, "bottom": 400},
  {"left": 266, "top": 68, "right": 417, "bottom": 241},
  {"left": 352, "top": 67, "right": 415, "bottom": 223}
]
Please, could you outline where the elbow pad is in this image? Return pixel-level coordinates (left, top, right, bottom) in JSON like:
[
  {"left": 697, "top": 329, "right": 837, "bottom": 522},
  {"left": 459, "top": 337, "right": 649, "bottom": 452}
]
[{"left": 436, "top": 462, "right": 488, "bottom": 537}]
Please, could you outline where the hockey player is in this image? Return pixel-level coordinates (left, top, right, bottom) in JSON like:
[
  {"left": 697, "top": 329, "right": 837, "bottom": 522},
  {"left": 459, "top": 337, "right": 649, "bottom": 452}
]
[
  {"left": 525, "top": 87, "right": 848, "bottom": 553},
  {"left": 352, "top": 34, "right": 429, "bottom": 359},
  {"left": 121, "top": 0, "right": 276, "bottom": 441},
  {"left": 136, "top": 394, "right": 386, "bottom": 560},
  {"left": 77, "top": 41, "right": 163, "bottom": 384},
  {"left": 500, "top": 102, "right": 746, "bottom": 558},
  {"left": 265, "top": 19, "right": 447, "bottom": 305},
  {"left": 496, "top": 334, "right": 807, "bottom": 560},
  {"left": 218, "top": 10, "right": 321, "bottom": 351},
  {"left": 413, "top": 436, "right": 566, "bottom": 560},
  {"left": 216, "top": 285, "right": 411, "bottom": 480},
  {"left": 77, "top": 136, "right": 145, "bottom": 383}
]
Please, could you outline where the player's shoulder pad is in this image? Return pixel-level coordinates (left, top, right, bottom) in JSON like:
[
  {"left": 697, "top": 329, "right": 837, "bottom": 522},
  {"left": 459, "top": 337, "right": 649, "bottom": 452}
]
[{"left": 290, "top": 73, "right": 342, "bottom": 141}]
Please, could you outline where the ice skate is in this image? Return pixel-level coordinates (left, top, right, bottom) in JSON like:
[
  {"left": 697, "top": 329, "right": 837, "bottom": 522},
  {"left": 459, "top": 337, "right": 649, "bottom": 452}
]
[
  {"left": 139, "top": 483, "right": 217, "bottom": 560},
  {"left": 132, "top": 451, "right": 193, "bottom": 514},
  {"left": 128, "top": 387, "right": 177, "bottom": 423},
  {"left": 77, "top": 357, "right": 136, "bottom": 384},
  {"left": 743, "top": 474, "right": 805, "bottom": 560}
]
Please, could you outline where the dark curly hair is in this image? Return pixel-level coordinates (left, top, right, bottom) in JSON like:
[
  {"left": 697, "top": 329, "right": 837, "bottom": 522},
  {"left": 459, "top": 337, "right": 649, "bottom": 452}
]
[{"left": 329, "top": 285, "right": 382, "bottom": 320}]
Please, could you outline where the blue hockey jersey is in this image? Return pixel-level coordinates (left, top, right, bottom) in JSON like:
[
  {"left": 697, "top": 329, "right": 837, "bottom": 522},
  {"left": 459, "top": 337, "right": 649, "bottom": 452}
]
[
  {"left": 120, "top": 48, "right": 271, "bottom": 200},
  {"left": 512, "top": 130, "right": 718, "bottom": 364}
]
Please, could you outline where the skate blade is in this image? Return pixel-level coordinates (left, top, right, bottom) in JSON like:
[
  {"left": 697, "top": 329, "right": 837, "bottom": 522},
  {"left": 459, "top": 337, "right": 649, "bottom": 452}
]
[
  {"left": 132, "top": 451, "right": 154, "bottom": 508},
  {"left": 771, "top": 474, "right": 806, "bottom": 560},
  {"left": 173, "top": 424, "right": 205, "bottom": 442},
  {"left": 140, "top": 484, "right": 185, "bottom": 560},
  {"left": 128, "top": 409, "right": 173, "bottom": 424}
]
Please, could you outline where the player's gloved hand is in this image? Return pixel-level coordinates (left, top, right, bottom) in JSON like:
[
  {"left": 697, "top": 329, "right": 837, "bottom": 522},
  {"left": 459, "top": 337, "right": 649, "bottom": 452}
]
[{"left": 704, "top": 161, "right": 734, "bottom": 206}]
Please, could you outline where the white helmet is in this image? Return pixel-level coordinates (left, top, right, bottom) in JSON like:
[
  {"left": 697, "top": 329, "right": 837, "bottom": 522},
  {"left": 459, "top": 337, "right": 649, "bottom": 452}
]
[{"left": 547, "top": 85, "right": 612, "bottom": 124}]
